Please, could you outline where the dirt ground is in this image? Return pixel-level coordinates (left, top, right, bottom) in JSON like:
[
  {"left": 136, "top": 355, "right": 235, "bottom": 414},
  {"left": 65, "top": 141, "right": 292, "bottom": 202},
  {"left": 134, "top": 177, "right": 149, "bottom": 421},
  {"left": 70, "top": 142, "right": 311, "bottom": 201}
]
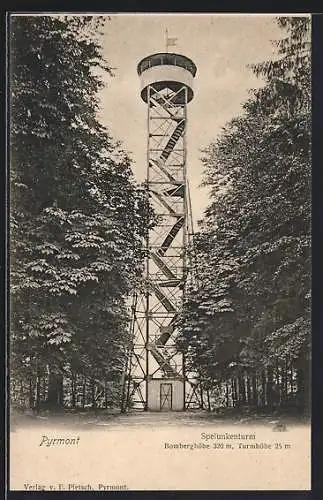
[{"left": 10, "top": 407, "right": 310, "bottom": 431}]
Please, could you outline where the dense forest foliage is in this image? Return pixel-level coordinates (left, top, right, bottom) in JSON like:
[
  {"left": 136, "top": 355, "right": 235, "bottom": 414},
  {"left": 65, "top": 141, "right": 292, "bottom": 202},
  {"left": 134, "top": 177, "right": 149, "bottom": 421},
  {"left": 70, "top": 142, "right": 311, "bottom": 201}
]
[
  {"left": 178, "top": 17, "right": 311, "bottom": 412},
  {"left": 10, "top": 16, "right": 152, "bottom": 411}
]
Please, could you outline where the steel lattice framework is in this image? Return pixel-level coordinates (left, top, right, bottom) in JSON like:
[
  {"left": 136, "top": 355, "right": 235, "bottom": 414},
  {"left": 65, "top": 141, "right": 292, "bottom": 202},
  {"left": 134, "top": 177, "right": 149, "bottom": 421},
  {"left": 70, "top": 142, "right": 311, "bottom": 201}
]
[{"left": 122, "top": 53, "right": 203, "bottom": 411}]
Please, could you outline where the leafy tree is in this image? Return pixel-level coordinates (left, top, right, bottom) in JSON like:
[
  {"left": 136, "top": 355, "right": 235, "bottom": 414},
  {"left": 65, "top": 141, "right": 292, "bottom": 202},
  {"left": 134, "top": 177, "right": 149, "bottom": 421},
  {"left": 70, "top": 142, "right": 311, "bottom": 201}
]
[
  {"left": 10, "top": 15, "right": 152, "bottom": 409},
  {"left": 179, "top": 16, "right": 311, "bottom": 411}
]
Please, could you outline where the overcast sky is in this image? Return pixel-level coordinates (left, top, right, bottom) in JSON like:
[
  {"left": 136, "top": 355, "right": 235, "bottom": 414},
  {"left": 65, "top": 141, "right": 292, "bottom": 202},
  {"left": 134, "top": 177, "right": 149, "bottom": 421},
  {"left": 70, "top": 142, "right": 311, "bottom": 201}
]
[{"left": 96, "top": 14, "right": 284, "bottom": 225}]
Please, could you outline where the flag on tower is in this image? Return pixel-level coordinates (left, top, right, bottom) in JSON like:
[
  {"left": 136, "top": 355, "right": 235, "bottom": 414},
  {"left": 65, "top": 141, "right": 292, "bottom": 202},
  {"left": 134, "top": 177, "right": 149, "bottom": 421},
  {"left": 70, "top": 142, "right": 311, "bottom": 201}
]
[
  {"left": 165, "top": 29, "right": 177, "bottom": 52},
  {"left": 166, "top": 36, "right": 177, "bottom": 47}
]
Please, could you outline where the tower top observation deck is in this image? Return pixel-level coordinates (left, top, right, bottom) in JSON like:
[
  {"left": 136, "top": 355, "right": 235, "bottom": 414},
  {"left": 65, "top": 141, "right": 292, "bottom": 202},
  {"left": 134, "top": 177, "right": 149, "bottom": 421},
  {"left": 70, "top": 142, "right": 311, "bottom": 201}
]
[{"left": 137, "top": 52, "right": 197, "bottom": 104}]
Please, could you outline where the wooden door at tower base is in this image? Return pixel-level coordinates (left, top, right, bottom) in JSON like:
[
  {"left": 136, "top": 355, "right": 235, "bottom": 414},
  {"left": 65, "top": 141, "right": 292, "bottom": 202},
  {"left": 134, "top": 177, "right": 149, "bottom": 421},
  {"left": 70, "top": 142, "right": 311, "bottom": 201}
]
[
  {"left": 147, "top": 379, "right": 184, "bottom": 410},
  {"left": 160, "top": 383, "right": 172, "bottom": 410}
]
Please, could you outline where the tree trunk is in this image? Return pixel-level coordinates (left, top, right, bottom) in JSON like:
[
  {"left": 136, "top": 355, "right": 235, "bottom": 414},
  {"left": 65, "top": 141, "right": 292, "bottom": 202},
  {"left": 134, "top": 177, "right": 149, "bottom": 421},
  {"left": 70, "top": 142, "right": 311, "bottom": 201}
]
[
  {"left": 29, "top": 378, "right": 34, "bottom": 409},
  {"left": 296, "top": 364, "right": 310, "bottom": 412},
  {"left": 71, "top": 372, "right": 76, "bottom": 409},
  {"left": 281, "top": 358, "right": 288, "bottom": 404},
  {"left": 91, "top": 378, "right": 96, "bottom": 409},
  {"left": 238, "top": 374, "right": 246, "bottom": 405},
  {"left": 206, "top": 388, "right": 211, "bottom": 411},
  {"left": 275, "top": 360, "right": 281, "bottom": 406},
  {"left": 246, "top": 375, "right": 252, "bottom": 405},
  {"left": 105, "top": 380, "right": 108, "bottom": 409},
  {"left": 290, "top": 362, "right": 294, "bottom": 398},
  {"left": 225, "top": 381, "right": 230, "bottom": 407},
  {"left": 261, "top": 370, "right": 267, "bottom": 407},
  {"left": 200, "top": 383, "right": 204, "bottom": 410},
  {"left": 46, "top": 370, "right": 64, "bottom": 409},
  {"left": 19, "top": 380, "right": 25, "bottom": 407},
  {"left": 231, "top": 378, "right": 237, "bottom": 407},
  {"left": 252, "top": 373, "right": 258, "bottom": 406},
  {"left": 267, "top": 367, "right": 274, "bottom": 409},
  {"left": 82, "top": 378, "right": 86, "bottom": 408},
  {"left": 34, "top": 365, "right": 41, "bottom": 413}
]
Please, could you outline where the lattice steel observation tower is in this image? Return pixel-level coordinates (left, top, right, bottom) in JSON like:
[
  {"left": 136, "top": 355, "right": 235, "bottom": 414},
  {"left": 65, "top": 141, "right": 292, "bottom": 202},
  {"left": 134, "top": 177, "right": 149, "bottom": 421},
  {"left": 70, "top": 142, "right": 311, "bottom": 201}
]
[{"left": 121, "top": 49, "right": 202, "bottom": 411}]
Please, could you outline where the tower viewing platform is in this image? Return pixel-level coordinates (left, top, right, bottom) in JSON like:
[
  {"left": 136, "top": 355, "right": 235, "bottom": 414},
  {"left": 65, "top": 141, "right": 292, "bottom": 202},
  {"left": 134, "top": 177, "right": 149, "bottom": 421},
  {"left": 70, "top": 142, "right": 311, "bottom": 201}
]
[{"left": 137, "top": 52, "right": 197, "bottom": 103}]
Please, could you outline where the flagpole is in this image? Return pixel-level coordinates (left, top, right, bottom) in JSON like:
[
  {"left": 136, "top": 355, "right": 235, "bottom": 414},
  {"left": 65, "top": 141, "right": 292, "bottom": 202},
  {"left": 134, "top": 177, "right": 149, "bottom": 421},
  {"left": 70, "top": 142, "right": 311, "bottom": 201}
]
[{"left": 165, "top": 28, "right": 168, "bottom": 53}]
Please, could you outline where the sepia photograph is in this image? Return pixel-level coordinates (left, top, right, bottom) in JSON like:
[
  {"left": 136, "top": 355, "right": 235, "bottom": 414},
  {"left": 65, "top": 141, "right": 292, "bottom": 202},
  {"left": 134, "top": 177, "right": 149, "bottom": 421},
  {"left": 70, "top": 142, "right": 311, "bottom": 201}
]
[{"left": 8, "top": 12, "right": 311, "bottom": 491}]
